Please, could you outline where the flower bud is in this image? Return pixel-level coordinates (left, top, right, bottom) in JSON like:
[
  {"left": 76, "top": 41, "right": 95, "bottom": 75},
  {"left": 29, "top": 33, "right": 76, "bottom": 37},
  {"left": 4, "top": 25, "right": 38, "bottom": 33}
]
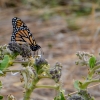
[
  {"left": 8, "top": 42, "right": 21, "bottom": 53},
  {"left": 8, "top": 42, "right": 32, "bottom": 58},
  {"left": 35, "top": 56, "right": 48, "bottom": 67},
  {"left": 49, "top": 62, "right": 62, "bottom": 83},
  {"left": 20, "top": 44, "right": 32, "bottom": 58},
  {"left": 67, "top": 94, "right": 84, "bottom": 100}
]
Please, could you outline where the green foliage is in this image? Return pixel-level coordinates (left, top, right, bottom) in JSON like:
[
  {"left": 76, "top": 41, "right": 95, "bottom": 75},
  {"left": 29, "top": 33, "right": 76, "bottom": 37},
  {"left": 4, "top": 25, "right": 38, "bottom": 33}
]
[
  {"left": 54, "top": 92, "right": 66, "bottom": 100},
  {"left": 60, "top": 92, "right": 66, "bottom": 100},
  {"left": 75, "top": 51, "right": 100, "bottom": 99},
  {"left": 74, "top": 80, "right": 89, "bottom": 90},
  {"left": 0, "top": 55, "right": 10, "bottom": 71},
  {"left": 74, "top": 80, "right": 80, "bottom": 91},
  {"left": 0, "top": 43, "right": 100, "bottom": 100},
  {"left": 0, "top": 96, "right": 3, "bottom": 100},
  {"left": 89, "top": 56, "right": 96, "bottom": 69}
]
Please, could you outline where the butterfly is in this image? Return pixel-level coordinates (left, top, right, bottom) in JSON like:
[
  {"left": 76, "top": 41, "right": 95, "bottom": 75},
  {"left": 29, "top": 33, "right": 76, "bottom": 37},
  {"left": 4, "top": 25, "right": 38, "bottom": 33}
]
[{"left": 11, "top": 17, "right": 41, "bottom": 51}]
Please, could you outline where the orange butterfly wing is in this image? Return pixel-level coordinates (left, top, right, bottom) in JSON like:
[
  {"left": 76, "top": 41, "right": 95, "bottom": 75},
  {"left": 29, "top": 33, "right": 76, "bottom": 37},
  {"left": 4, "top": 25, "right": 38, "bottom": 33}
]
[{"left": 11, "top": 17, "right": 41, "bottom": 51}]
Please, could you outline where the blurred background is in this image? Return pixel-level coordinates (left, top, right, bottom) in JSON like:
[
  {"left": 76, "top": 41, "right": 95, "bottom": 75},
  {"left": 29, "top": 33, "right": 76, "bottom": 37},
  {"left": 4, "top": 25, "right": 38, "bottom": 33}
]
[{"left": 0, "top": 0, "right": 100, "bottom": 100}]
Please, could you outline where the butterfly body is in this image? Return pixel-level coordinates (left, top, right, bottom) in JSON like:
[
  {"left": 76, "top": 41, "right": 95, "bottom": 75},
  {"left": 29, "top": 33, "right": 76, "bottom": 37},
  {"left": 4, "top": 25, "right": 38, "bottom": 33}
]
[{"left": 11, "top": 17, "right": 41, "bottom": 51}]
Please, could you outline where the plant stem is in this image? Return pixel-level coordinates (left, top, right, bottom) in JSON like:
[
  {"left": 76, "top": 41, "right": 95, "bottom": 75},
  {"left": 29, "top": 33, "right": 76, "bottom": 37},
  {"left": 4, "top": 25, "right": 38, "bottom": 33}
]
[
  {"left": 87, "top": 65, "right": 100, "bottom": 79},
  {"left": 3, "top": 69, "right": 22, "bottom": 73},
  {"left": 81, "top": 79, "right": 100, "bottom": 89},
  {"left": 35, "top": 85, "right": 59, "bottom": 90},
  {"left": 23, "top": 78, "right": 60, "bottom": 100},
  {"left": 23, "top": 78, "right": 39, "bottom": 100},
  {"left": 91, "top": 65, "right": 100, "bottom": 73},
  {"left": 38, "top": 76, "right": 50, "bottom": 79},
  {"left": 13, "top": 60, "right": 28, "bottom": 63}
]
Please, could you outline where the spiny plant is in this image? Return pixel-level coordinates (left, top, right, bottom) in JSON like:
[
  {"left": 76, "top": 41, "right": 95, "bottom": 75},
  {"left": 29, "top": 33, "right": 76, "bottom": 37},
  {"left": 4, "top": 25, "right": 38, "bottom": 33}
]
[{"left": 0, "top": 42, "right": 100, "bottom": 100}]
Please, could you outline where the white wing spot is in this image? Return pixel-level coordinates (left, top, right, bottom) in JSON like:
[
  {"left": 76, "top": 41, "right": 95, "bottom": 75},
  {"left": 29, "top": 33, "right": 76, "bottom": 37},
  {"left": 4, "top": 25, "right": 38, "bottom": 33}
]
[{"left": 14, "top": 17, "right": 17, "bottom": 20}]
